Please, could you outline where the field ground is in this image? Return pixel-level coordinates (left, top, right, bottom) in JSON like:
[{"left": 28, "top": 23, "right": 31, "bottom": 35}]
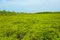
[{"left": 0, "top": 11, "right": 60, "bottom": 40}]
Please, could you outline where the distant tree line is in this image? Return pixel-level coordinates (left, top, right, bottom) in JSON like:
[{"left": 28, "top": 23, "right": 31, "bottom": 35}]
[
  {"left": 0, "top": 10, "right": 60, "bottom": 15},
  {"left": 0, "top": 10, "right": 17, "bottom": 16}
]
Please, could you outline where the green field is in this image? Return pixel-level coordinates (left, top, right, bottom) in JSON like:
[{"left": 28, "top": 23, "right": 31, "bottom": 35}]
[{"left": 0, "top": 11, "right": 60, "bottom": 40}]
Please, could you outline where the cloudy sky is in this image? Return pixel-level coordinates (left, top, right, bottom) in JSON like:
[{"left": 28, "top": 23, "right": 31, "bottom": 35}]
[{"left": 0, "top": 0, "right": 60, "bottom": 12}]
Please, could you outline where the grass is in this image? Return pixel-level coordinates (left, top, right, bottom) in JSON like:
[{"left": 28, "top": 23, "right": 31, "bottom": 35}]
[{"left": 0, "top": 11, "right": 60, "bottom": 40}]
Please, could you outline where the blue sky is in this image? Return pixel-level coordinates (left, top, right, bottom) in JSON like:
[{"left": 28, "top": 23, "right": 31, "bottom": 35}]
[{"left": 0, "top": 0, "right": 60, "bottom": 12}]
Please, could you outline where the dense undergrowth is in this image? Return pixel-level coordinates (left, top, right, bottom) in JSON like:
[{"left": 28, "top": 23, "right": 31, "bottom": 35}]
[{"left": 0, "top": 10, "right": 60, "bottom": 40}]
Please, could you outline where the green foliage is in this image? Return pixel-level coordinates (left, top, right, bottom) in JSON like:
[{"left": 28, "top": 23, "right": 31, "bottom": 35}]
[
  {"left": 0, "top": 10, "right": 17, "bottom": 16},
  {"left": 0, "top": 11, "right": 60, "bottom": 40}
]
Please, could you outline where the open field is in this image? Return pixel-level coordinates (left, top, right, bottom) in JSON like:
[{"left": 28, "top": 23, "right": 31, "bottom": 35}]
[{"left": 0, "top": 11, "right": 60, "bottom": 40}]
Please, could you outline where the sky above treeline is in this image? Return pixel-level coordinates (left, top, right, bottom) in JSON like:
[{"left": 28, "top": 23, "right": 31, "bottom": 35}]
[{"left": 0, "top": 0, "right": 60, "bottom": 12}]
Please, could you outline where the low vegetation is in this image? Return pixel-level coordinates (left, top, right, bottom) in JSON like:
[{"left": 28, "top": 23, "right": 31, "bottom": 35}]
[{"left": 0, "top": 10, "right": 60, "bottom": 40}]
